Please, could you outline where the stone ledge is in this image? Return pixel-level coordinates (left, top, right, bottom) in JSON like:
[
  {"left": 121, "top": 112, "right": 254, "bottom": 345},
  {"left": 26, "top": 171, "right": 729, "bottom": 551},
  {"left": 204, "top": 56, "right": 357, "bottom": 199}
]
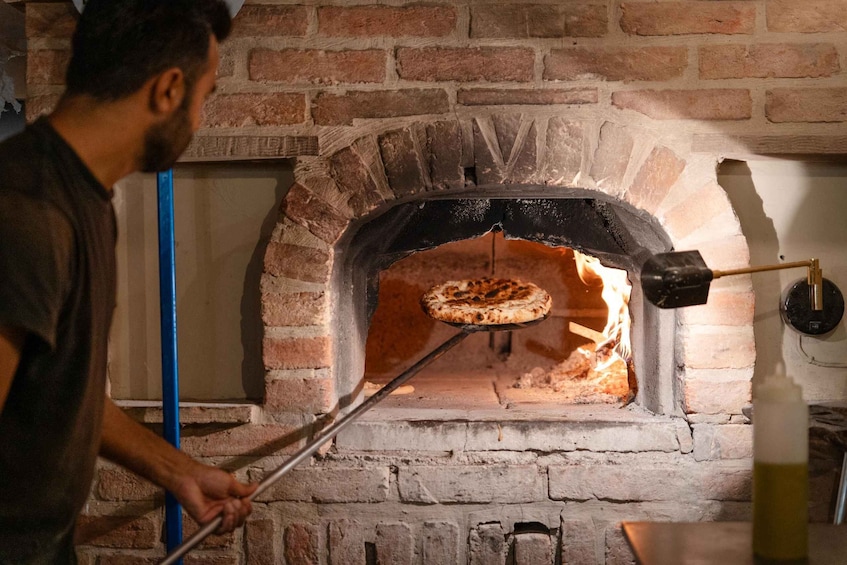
[
  {"left": 117, "top": 400, "right": 257, "bottom": 425},
  {"left": 693, "top": 134, "right": 847, "bottom": 157}
]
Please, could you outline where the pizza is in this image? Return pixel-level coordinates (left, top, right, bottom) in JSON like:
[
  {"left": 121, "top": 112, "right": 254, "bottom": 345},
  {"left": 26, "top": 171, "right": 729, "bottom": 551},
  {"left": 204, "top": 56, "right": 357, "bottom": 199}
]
[{"left": 420, "top": 277, "right": 552, "bottom": 326}]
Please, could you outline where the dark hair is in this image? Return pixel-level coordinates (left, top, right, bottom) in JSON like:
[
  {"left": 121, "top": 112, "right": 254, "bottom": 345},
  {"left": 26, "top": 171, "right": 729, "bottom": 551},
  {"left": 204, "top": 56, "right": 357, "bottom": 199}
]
[{"left": 65, "top": 0, "right": 231, "bottom": 101}]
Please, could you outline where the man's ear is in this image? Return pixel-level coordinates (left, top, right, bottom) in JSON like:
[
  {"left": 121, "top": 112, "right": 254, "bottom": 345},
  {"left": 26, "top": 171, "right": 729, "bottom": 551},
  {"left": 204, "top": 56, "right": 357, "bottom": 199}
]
[{"left": 149, "top": 68, "right": 186, "bottom": 115}]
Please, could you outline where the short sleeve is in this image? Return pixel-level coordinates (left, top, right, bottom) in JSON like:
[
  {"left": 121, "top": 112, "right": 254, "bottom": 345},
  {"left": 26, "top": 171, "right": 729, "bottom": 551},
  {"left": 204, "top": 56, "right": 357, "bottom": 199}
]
[{"left": 0, "top": 190, "right": 75, "bottom": 349}]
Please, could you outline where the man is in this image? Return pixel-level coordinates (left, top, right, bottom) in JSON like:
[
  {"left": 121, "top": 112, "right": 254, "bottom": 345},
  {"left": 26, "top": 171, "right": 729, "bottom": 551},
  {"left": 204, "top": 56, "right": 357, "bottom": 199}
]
[{"left": 0, "top": 1, "right": 256, "bottom": 562}]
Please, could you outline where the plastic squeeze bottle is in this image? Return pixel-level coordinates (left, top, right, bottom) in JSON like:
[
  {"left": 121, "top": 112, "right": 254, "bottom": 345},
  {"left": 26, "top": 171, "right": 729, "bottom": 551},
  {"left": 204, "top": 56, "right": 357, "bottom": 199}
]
[{"left": 752, "top": 364, "right": 809, "bottom": 562}]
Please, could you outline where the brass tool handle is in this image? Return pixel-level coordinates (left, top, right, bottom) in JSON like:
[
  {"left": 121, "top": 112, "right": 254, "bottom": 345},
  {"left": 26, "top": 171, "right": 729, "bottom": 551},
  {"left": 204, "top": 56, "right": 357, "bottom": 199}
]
[{"left": 712, "top": 258, "right": 823, "bottom": 311}]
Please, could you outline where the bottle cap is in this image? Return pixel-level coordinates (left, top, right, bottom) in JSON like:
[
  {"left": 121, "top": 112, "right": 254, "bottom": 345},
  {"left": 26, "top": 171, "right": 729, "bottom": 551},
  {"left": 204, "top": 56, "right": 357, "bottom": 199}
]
[{"left": 755, "top": 362, "right": 803, "bottom": 402}]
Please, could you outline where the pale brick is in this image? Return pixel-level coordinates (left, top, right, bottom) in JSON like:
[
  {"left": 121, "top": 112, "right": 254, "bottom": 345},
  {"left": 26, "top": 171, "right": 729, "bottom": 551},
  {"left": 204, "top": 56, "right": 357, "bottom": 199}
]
[
  {"left": 249, "top": 49, "right": 386, "bottom": 85},
  {"left": 181, "top": 424, "right": 303, "bottom": 457},
  {"left": 284, "top": 523, "right": 320, "bottom": 565},
  {"left": 263, "top": 335, "right": 332, "bottom": 370},
  {"left": 74, "top": 514, "right": 158, "bottom": 549},
  {"left": 312, "top": 89, "right": 449, "bottom": 126},
  {"left": 690, "top": 235, "right": 750, "bottom": 273},
  {"left": 589, "top": 122, "right": 634, "bottom": 195},
  {"left": 329, "top": 519, "right": 367, "bottom": 565},
  {"left": 396, "top": 47, "right": 534, "bottom": 82},
  {"left": 458, "top": 87, "right": 598, "bottom": 106},
  {"left": 202, "top": 93, "right": 305, "bottom": 128},
  {"left": 766, "top": 88, "right": 847, "bottom": 123},
  {"left": 469, "top": 523, "right": 506, "bottom": 565},
  {"left": 398, "top": 465, "right": 545, "bottom": 504},
  {"left": 678, "top": 290, "right": 756, "bottom": 327},
  {"left": 27, "top": 49, "right": 70, "bottom": 86},
  {"left": 548, "top": 463, "right": 751, "bottom": 501},
  {"left": 626, "top": 146, "right": 686, "bottom": 213},
  {"left": 621, "top": 2, "right": 755, "bottom": 35},
  {"left": 246, "top": 518, "right": 277, "bottom": 565},
  {"left": 693, "top": 424, "right": 753, "bottom": 461},
  {"left": 612, "top": 89, "right": 752, "bottom": 120},
  {"left": 319, "top": 5, "right": 457, "bottom": 37},
  {"left": 25, "top": 94, "right": 60, "bottom": 122},
  {"left": 262, "top": 291, "right": 328, "bottom": 327},
  {"left": 605, "top": 526, "right": 636, "bottom": 565},
  {"left": 560, "top": 520, "right": 597, "bottom": 564},
  {"left": 684, "top": 376, "right": 752, "bottom": 415},
  {"left": 682, "top": 325, "right": 755, "bottom": 369},
  {"left": 545, "top": 47, "right": 687, "bottom": 82},
  {"left": 97, "top": 468, "right": 161, "bottom": 501},
  {"left": 254, "top": 467, "right": 389, "bottom": 503},
  {"left": 422, "top": 521, "right": 460, "bottom": 564},
  {"left": 264, "top": 373, "right": 335, "bottom": 413},
  {"left": 543, "top": 117, "right": 585, "bottom": 184},
  {"left": 232, "top": 5, "right": 308, "bottom": 37},
  {"left": 513, "top": 532, "right": 552, "bottom": 565},
  {"left": 375, "top": 523, "right": 414, "bottom": 565},
  {"left": 470, "top": 5, "right": 607, "bottom": 38},
  {"left": 662, "top": 180, "right": 732, "bottom": 241},
  {"left": 282, "top": 183, "right": 352, "bottom": 245},
  {"left": 263, "top": 242, "right": 330, "bottom": 283},
  {"left": 766, "top": 0, "right": 847, "bottom": 33},
  {"left": 26, "top": 3, "right": 77, "bottom": 39},
  {"left": 700, "top": 43, "right": 839, "bottom": 80}
]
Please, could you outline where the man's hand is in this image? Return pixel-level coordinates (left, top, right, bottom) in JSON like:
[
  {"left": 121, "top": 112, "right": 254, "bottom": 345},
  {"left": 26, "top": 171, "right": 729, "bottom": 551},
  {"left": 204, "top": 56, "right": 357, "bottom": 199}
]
[{"left": 171, "top": 461, "right": 257, "bottom": 533}]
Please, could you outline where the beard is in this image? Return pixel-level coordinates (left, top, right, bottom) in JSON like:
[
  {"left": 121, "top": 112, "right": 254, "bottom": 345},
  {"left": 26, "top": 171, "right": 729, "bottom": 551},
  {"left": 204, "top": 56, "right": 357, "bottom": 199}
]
[{"left": 140, "top": 101, "right": 194, "bottom": 173}]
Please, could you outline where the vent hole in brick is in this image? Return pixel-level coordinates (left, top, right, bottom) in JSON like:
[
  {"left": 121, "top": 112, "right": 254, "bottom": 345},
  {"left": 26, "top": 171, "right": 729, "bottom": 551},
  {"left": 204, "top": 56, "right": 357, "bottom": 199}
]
[
  {"left": 513, "top": 521, "right": 551, "bottom": 535},
  {"left": 463, "top": 166, "right": 477, "bottom": 185},
  {"left": 365, "top": 541, "right": 377, "bottom": 565}
]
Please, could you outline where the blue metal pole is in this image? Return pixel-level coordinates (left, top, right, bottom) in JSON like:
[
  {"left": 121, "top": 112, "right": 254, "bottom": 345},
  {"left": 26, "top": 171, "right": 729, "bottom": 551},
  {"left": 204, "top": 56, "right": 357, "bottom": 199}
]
[{"left": 157, "top": 169, "right": 183, "bottom": 561}]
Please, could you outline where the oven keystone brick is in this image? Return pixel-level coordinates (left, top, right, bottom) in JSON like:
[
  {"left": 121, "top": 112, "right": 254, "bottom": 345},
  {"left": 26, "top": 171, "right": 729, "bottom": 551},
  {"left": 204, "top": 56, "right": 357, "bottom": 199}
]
[
  {"left": 281, "top": 183, "right": 351, "bottom": 245},
  {"left": 97, "top": 467, "right": 161, "bottom": 501},
  {"left": 329, "top": 519, "right": 367, "bottom": 565},
  {"left": 766, "top": 88, "right": 847, "bottom": 123},
  {"left": 422, "top": 521, "right": 460, "bottom": 564},
  {"left": 202, "top": 93, "right": 306, "bottom": 128},
  {"left": 74, "top": 514, "right": 159, "bottom": 549},
  {"left": 398, "top": 465, "right": 545, "bottom": 504},
  {"left": 700, "top": 44, "right": 840, "bottom": 80},
  {"left": 264, "top": 372, "right": 335, "bottom": 413},
  {"left": 513, "top": 532, "right": 552, "bottom": 564},
  {"left": 232, "top": 5, "right": 308, "bottom": 37},
  {"left": 589, "top": 122, "right": 634, "bottom": 196},
  {"left": 693, "top": 423, "right": 753, "bottom": 461},
  {"left": 560, "top": 519, "right": 597, "bottom": 564},
  {"left": 470, "top": 4, "right": 607, "bottom": 38},
  {"left": 626, "top": 145, "right": 686, "bottom": 213},
  {"left": 26, "top": 3, "right": 77, "bottom": 39},
  {"left": 379, "top": 128, "right": 429, "bottom": 197},
  {"left": 263, "top": 335, "right": 332, "bottom": 371},
  {"left": 263, "top": 242, "right": 330, "bottom": 284},
  {"left": 396, "top": 47, "right": 535, "bottom": 83},
  {"left": 681, "top": 325, "right": 755, "bottom": 369},
  {"left": 284, "top": 523, "right": 321, "bottom": 565},
  {"left": 469, "top": 523, "right": 506, "bottom": 565},
  {"left": 253, "top": 466, "right": 389, "bottom": 503},
  {"left": 543, "top": 117, "right": 585, "bottom": 185},
  {"left": 261, "top": 291, "right": 328, "bottom": 327},
  {"left": 620, "top": 2, "right": 755, "bottom": 36},
  {"left": 249, "top": 48, "right": 386, "bottom": 85},
  {"left": 319, "top": 5, "right": 458, "bottom": 37},
  {"left": 545, "top": 47, "right": 687, "bottom": 82},
  {"left": 27, "top": 49, "right": 70, "bottom": 86},
  {"left": 312, "top": 89, "right": 450, "bottom": 126},
  {"left": 246, "top": 518, "right": 277, "bottom": 565},
  {"left": 375, "top": 523, "right": 414, "bottom": 565},
  {"left": 612, "top": 89, "right": 753, "bottom": 121},
  {"left": 767, "top": 0, "right": 847, "bottom": 33},
  {"left": 424, "top": 121, "right": 466, "bottom": 190}
]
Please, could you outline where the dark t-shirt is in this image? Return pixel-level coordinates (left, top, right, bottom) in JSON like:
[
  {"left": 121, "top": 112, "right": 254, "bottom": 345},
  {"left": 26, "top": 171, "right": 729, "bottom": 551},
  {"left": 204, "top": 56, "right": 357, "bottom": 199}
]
[{"left": 0, "top": 119, "right": 117, "bottom": 564}]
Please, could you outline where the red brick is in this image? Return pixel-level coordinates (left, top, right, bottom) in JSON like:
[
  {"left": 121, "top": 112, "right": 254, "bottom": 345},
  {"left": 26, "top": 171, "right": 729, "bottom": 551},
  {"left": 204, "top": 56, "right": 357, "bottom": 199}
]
[
  {"left": 249, "top": 48, "right": 386, "bottom": 85},
  {"left": 700, "top": 43, "right": 839, "bottom": 79},
  {"left": 74, "top": 514, "right": 158, "bottom": 549},
  {"left": 284, "top": 523, "right": 320, "bottom": 564},
  {"left": 27, "top": 49, "right": 70, "bottom": 86},
  {"left": 376, "top": 523, "right": 414, "bottom": 565},
  {"left": 25, "top": 94, "right": 60, "bottom": 121},
  {"left": 561, "top": 520, "right": 596, "bottom": 565},
  {"left": 97, "top": 468, "right": 161, "bottom": 501},
  {"left": 612, "top": 89, "right": 752, "bottom": 120},
  {"left": 263, "top": 336, "right": 332, "bottom": 370},
  {"left": 458, "top": 87, "right": 597, "bottom": 106},
  {"left": 263, "top": 242, "right": 330, "bottom": 283},
  {"left": 545, "top": 46, "right": 687, "bottom": 82},
  {"left": 626, "top": 146, "right": 686, "bottom": 213},
  {"left": 621, "top": 2, "right": 755, "bottom": 35},
  {"left": 329, "top": 520, "right": 367, "bottom": 565},
  {"left": 202, "top": 93, "right": 306, "bottom": 128},
  {"left": 283, "top": 183, "right": 352, "bottom": 244},
  {"left": 396, "top": 47, "right": 534, "bottom": 82},
  {"left": 232, "top": 5, "right": 308, "bottom": 37},
  {"left": 26, "top": 3, "right": 77, "bottom": 39},
  {"left": 181, "top": 424, "right": 304, "bottom": 457},
  {"left": 312, "top": 89, "right": 449, "bottom": 126},
  {"left": 319, "top": 5, "right": 457, "bottom": 37},
  {"left": 663, "top": 180, "right": 732, "bottom": 240},
  {"left": 262, "top": 291, "right": 328, "bottom": 327},
  {"left": 766, "top": 0, "right": 847, "bottom": 33},
  {"left": 246, "top": 518, "right": 278, "bottom": 565},
  {"left": 183, "top": 517, "right": 235, "bottom": 550},
  {"left": 96, "top": 556, "right": 157, "bottom": 565},
  {"left": 184, "top": 556, "right": 238, "bottom": 565},
  {"left": 264, "top": 373, "right": 335, "bottom": 413},
  {"left": 766, "top": 88, "right": 847, "bottom": 123},
  {"left": 470, "top": 4, "right": 608, "bottom": 38},
  {"left": 329, "top": 146, "right": 386, "bottom": 217}
]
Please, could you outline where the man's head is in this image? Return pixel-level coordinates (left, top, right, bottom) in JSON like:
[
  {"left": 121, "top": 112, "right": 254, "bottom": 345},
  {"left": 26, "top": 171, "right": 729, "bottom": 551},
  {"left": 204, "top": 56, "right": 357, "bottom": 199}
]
[{"left": 65, "top": 0, "right": 231, "bottom": 172}]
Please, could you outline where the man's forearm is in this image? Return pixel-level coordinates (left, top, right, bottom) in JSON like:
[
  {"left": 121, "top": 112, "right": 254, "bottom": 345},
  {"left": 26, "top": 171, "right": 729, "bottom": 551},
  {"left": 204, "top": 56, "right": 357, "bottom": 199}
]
[{"left": 0, "top": 325, "right": 24, "bottom": 415}]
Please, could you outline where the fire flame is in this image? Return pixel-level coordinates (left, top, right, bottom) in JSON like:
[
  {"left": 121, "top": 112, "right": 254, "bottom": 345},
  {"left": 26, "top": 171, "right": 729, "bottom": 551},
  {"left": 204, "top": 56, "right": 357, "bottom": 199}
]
[{"left": 573, "top": 250, "right": 632, "bottom": 369}]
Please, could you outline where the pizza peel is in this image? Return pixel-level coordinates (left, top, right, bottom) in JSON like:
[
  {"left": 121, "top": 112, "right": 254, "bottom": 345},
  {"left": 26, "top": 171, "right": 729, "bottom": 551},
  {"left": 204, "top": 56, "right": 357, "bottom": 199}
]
[{"left": 160, "top": 281, "right": 550, "bottom": 564}]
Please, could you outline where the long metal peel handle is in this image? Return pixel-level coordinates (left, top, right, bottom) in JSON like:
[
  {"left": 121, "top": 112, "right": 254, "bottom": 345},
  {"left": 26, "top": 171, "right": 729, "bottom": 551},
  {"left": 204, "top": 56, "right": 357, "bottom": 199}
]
[{"left": 159, "top": 330, "right": 471, "bottom": 565}]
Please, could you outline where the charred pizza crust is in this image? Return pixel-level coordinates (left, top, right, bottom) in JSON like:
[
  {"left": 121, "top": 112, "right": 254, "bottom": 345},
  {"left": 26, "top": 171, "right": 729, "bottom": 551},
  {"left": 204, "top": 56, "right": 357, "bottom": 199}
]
[{"left": 420, "top": 277, "right": 552, "bottom": 326}]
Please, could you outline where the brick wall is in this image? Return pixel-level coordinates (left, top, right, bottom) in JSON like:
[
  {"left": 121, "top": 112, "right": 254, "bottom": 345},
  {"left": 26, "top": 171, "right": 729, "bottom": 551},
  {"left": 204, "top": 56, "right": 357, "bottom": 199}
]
[{"left": 24, "top": 1, "right": 846, "bottom": 563}]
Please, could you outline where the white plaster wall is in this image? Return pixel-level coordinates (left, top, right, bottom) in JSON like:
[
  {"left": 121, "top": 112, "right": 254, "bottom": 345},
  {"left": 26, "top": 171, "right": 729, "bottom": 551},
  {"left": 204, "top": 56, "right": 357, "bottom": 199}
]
[
  {"left": 718, "top": 160, "right": 847, "bottom": 403},
  {"left": 108, "top": 163, "right": 294, "bottom": 401}
]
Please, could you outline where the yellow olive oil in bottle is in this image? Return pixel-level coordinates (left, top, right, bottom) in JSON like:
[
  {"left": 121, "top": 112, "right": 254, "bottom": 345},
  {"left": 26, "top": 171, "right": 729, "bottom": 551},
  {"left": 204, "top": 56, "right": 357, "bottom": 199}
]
[{"left": 752, "top": 366, "right": 808, "bottom": 562}]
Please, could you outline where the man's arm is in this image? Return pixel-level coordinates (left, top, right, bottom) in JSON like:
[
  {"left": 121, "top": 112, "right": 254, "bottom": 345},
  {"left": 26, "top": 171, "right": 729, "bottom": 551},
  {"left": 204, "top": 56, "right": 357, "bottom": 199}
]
[
  {"left": 100, "top": 398, "right": 256, "bottom": 533},
  {"left": 0, "top": 325, "right": 25, "bottom": 415}
]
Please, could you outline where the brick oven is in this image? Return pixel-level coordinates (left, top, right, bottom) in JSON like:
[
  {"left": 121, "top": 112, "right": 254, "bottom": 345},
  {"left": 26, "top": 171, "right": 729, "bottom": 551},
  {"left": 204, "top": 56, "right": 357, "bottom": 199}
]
[{"left": 20, "top": 0, "right": 847, "bottom": 563}]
